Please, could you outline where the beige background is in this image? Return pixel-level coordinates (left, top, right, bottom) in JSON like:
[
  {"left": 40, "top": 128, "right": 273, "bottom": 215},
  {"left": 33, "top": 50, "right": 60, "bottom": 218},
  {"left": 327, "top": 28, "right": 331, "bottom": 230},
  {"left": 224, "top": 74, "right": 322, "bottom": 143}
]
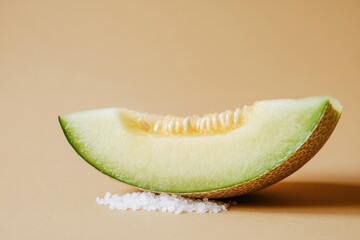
[{"left": 1, "top": 1, "right": 360, "bottom": 239}]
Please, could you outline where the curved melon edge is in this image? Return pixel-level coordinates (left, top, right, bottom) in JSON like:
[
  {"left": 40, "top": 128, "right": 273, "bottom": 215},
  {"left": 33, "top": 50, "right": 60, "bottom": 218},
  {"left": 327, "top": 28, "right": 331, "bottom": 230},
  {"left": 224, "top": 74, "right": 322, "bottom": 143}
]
[
  {"left": 58, "top": 115, "right": 146, "bottom": 190},
  {"left": 177, "top": 99, "right": 341, "bottom": 198}
]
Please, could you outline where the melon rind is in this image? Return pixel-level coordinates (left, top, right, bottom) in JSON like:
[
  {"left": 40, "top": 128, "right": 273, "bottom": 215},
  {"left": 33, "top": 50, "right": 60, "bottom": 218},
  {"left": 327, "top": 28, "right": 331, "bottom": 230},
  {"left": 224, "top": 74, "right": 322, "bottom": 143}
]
[{"left": 180, "top": 101, "right": 341, "bottom": 198}]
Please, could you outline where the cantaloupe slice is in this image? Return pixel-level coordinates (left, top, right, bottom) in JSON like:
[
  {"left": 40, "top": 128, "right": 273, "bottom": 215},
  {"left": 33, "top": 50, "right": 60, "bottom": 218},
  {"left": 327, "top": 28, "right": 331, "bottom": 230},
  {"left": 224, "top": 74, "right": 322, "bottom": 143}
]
[{"left": 59, "top": 96, "right": 342, "bottom": 198}]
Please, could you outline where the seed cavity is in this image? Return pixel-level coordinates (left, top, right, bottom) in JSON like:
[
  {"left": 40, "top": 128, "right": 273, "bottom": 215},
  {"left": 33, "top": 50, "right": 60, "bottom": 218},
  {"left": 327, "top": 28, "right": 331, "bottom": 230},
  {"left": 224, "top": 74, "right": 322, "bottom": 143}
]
[{"left": 131, "top": 106, "right": 250, "bottom": 136}]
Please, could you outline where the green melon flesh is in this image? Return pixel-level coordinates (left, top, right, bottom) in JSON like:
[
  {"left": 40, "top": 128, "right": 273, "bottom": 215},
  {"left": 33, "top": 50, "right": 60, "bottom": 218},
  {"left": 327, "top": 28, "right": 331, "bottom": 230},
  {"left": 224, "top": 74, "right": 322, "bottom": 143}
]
[{"left": 59, "top": 96, "right": 341, "bottom": 194}]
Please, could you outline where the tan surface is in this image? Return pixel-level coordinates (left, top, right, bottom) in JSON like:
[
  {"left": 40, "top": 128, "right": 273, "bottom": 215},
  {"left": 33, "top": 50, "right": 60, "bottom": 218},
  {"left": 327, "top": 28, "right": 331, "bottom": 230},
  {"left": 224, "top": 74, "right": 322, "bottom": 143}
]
[{"left": 0, "top": 1, "right": 359, "bottom": 239}]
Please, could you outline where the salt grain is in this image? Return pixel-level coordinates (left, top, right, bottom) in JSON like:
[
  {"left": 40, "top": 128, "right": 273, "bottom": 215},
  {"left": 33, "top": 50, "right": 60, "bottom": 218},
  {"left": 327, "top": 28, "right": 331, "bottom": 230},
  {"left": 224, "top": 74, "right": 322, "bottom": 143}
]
[{"left": 96, "top": 192, "right": 236, "bottom": 214}]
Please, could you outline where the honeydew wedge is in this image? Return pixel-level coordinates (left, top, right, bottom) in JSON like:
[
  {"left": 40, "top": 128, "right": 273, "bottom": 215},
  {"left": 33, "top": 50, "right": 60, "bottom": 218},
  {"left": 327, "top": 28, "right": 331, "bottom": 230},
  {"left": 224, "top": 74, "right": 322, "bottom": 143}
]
[{"left": 59, "top": 96, "right": 342, "bottom": 198}]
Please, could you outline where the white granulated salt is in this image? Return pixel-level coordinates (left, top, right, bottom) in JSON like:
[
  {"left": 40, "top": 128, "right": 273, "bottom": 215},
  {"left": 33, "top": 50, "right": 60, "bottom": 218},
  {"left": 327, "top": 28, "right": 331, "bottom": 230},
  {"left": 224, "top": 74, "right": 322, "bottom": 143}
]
[{"left": 96, "top": 192, "right": 237, "bottom": 214}]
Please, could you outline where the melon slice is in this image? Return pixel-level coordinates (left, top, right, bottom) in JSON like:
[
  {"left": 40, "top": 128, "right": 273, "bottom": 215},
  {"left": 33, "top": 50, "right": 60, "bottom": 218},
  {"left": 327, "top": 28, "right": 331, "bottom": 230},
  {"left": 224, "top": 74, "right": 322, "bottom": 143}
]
[{"left": 59, "top": 96, "right": 342, "bottom": 198}]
